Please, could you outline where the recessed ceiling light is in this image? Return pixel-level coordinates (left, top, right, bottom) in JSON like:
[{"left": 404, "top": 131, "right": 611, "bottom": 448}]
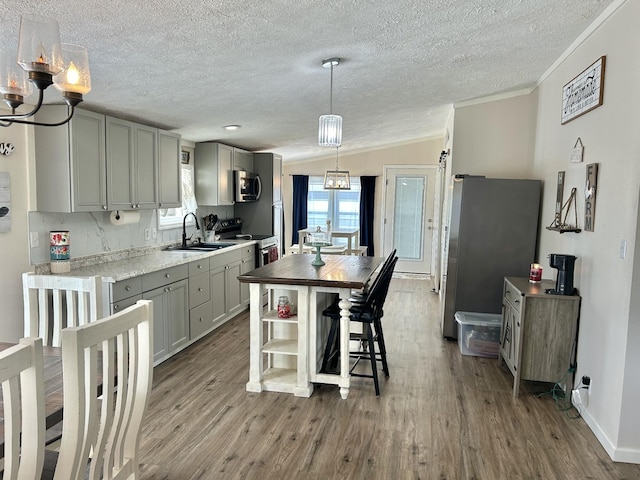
[{"left": 224, "top": 124, "right": 241, "bottom": 130}]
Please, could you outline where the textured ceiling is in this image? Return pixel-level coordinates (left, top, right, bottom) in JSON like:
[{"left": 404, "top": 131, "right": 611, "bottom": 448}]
[{"left": 1, "top": 0, "right": 613, "bottom": 162}]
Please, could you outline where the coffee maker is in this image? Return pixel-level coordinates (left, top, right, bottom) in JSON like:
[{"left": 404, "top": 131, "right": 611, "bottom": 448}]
[{"left": 546, "top": 254, "right": 577, "bottom": 295}]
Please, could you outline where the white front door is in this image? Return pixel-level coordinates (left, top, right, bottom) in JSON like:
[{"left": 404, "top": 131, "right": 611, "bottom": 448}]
[{"left": 382, "top": 166, "right": 436, "bottom": 274}]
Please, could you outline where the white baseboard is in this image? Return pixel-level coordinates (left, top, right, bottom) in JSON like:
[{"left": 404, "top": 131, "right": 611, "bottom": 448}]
[{"left": 581, "top": 407, "right": 640, "bottom": 464}]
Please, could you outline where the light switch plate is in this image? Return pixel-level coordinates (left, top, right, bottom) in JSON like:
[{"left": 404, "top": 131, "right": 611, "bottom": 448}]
[{"left": 620, "top": 239, "right": 627, "bottom": 259}]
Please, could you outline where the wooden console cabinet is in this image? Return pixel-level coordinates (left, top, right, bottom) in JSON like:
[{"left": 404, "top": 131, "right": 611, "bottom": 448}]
[{"left": 499, "top": 277, "right": 581, "bottom": 396}]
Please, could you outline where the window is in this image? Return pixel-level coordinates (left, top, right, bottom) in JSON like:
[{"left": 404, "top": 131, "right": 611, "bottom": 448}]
[
  {"left": 307, "top": 176, "right": 360, "bottom": 245},
  {"left": 157, "top": 166, "right": 198, "bottom": 230}
]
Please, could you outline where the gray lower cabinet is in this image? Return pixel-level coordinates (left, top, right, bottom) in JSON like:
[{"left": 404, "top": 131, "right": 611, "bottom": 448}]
[
  {"left": 189, "top": 259, "right": 213, "bottom": 340},
  {"left": 209, "top": 246, "right": 254, "bottom": 329},
  {"left": 106, "top": 246, "right": 255, "bottom": 365},
  {"left": 226, "top": 258, "right": 243, "bottom": 318},
  {"left": 240, "top": 246, "right": 255, "bottom": 307},
  {"left": 141, "top": 265, "right": 189, "bottom": 364},
  {"left": 109, "top": 276, "right": 142, "bottom": 315},
  {"left": 210, "top": 248, "right": 242, "bottom": 325},
  {"left": 210, "top": 265, "right": 227, "bottom": 326}
]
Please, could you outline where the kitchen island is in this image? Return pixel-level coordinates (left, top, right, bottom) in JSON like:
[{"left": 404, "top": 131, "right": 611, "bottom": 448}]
[{"left": 239, "top": 254, "right": 383, "bottom": 399}]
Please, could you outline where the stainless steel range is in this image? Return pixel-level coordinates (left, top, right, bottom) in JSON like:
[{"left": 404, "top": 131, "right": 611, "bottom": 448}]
[{"left": 217, "top": 218, "right": 279, "bottom": 267}]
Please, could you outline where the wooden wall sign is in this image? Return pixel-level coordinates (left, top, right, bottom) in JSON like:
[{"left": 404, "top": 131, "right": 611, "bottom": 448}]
[
  {"left": 561, "top": 56, "right": 605, "bottom": 125},
  {"left": 584, "top": 163, "right": 598, "bottom": 232}
]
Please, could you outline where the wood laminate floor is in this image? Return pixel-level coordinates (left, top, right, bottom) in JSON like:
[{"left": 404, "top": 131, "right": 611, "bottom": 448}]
[{"left": 138, "top": 277, "right": 640, "bottom": 479}]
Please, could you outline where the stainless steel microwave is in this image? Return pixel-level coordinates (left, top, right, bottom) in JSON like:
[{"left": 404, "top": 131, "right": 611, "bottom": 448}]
[{"left": 234, "top": 170, "right": 262, "bottom": 202}]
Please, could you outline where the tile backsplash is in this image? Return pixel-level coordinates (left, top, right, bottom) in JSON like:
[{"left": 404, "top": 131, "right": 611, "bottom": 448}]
[{"left": 27, "top": 204, "right": 232, "bottom": 266}]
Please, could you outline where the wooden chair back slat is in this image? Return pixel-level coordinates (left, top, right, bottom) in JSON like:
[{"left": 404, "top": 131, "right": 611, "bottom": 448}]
[
  {"left": 23, "top": 273, "right": 103, "bottom": 347},
  {"left": 0, "top": 337, "right": 45, "bottom": 480},
  {"left": 53, "top": 300, "right": 153, "bottom": 480}
]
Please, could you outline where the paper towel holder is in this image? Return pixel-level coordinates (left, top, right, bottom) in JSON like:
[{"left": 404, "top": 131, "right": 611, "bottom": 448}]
[{"left": 114, "top": 210, "right": 121, "bottom": 220}]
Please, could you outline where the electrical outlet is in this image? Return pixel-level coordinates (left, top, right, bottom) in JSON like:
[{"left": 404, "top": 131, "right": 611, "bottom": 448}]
[
  {"left": 144, "top": 228, "right": 151, "bottom": 240},
  {"left": 152, "top": 228, "right": 157, "bottom": 239},
  {"left": 29, "top": 232, "right": 39, "bottom": 248}
]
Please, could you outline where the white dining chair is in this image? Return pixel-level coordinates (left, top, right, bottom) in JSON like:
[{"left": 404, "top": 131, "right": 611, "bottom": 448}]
[
  {"left": 0, "top": 337, "right": 45, "bottom": 480},
  {"left": 22, "top": 273, "right": 103, "bottom": 347},
  {"left": 48, "top": 299, "right": 153, "bottom": 480}
]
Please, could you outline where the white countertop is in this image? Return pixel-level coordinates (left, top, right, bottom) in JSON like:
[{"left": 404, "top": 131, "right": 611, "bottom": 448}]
[{"left": 45, "top": 241, "right": 256, "bottom": 283}]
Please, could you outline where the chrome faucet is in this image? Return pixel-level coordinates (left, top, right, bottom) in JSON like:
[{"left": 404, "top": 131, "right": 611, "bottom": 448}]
[{"left": 182, "top": 212, "right": 201, "bottom": 247}]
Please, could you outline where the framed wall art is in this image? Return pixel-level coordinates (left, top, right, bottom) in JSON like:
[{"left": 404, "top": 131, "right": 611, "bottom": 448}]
[{"left": 561, "top": 56, "right": 605, "bottom": 125}]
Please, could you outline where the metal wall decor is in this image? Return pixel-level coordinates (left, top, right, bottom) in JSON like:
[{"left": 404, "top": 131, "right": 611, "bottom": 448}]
[
  {"left": 561, "top": 56, "right": 605, "bottom": 125},
  {"left": 547, "top": 171, "right": 581, "bottom": 233}
]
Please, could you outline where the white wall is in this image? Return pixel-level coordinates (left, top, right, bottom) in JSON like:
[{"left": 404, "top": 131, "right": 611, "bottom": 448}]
[
  {"left": 452, "top": 91, "right": 538, "bottom": 179},
  {"left": 0, "top": 122, "right": 33, "bottom": 341},
  {"left": 282, "top": 138, "right": 444, "bottom": 255},
  {"left": 532, "top": 0, "right": 640, "bottom": 461}
]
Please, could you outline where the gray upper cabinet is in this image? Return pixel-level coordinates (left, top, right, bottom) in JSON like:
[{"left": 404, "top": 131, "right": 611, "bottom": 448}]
[
  {"left": 34, "top": 107, "right": 107, "bottom": 212},
  {"left": 106, "top": 117, "right": 158, "bottom": 210},
  {"left": 195, "top": 142, "right": 234, "bottom": 206},
  {"left": 33, "top": 107, "right": 180, "bottom": 213},
  {"left": 233, "top": 147, "right": 254, "bottom": 172},
  {"left": 158, "top": 130, "right": 182, "bottom": 208}
]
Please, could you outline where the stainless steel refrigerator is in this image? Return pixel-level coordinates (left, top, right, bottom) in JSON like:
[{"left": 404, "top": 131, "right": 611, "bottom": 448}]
[{"left": 441, "top": 175, "right": 541, "bottom": 338}]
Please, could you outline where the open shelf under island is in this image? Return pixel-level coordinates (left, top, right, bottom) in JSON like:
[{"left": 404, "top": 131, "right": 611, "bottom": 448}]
[{"left": 238, "top": 254, "right": 383, "bottom": 399}]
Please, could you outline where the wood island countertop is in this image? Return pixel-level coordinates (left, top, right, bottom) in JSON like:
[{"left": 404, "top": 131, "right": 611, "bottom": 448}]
[{"left": 238, "top": 254, "right": 383, "bottom": 290}]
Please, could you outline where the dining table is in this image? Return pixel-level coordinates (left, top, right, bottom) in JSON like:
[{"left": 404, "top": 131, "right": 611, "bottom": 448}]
[{"left": 0, "top": 342, "right": 63, "bottom": 459}]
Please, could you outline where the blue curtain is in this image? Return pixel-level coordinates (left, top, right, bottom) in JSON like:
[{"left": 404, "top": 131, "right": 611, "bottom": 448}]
[
  {"left": 359, "top": 176, "right": 376, "bottom": 256},
  {"left": 291, "top": 175, "right": 309, "bottom": 245}
]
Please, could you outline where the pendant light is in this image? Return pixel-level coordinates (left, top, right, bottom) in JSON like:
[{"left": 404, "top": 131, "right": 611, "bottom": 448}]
[
  {"left": 0, "top": 14, "right": 91, "bottom": 127},
  {"left": 318, "top": 57, "right": 342, "bottom": 147},
  {"left": 323, "top": 147, "right": 351, "bottom": 190}
]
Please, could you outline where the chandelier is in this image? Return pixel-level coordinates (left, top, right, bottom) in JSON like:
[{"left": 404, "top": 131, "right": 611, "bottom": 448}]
[
  {"left": 0, "top": 14, "right": 91, "bottom": 127},
  {"left": 323, "top": 147, "right": 351, "bottom": 190},
  {"left": 318, "top": 57, "right": 342, "bottom": 147}
]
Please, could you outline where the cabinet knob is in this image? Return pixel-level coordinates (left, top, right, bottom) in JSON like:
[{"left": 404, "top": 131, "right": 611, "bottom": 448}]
[
  {"left": 167, "top": 287, "right": 172, "bottom": 292},
  {"left": 165, "top": 273, "right": 170, "bottom": 278},
  {"left": 125, "top": 285, "right": 131, "bottom": 291},
  {"left": 198, "top": 287, "right": 203, "bottom": 292},
  {"left": 199, "top": 317, "right": 204, "bottom": 322},
  {"left": 198, "top": 264, "right": 203, "bottom": 269},
  {"left": 102, "top": 205, "right": 107, "bottom": 210},
  {"left": 114, "top": 304, "right": 120, "bottom": 311}
]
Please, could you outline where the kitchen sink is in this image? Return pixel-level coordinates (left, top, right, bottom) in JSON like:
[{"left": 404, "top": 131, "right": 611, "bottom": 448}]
[{"left": 163, "top": 242, "right": 234, "bottom": 252}]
